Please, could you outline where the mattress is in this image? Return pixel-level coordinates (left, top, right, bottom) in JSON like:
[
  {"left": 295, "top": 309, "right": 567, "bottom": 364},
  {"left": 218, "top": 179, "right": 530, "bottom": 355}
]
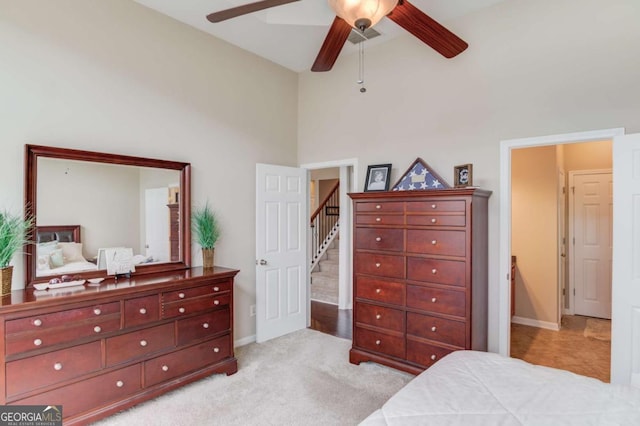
[{"left": 360, "top": 350, "right": 640, "bottom": 425}]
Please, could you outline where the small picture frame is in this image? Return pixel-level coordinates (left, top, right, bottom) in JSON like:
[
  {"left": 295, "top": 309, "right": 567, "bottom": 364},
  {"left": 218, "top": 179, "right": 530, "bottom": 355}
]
[
  {"left": 364, "top": 164, "right": 392, "bottom": 192},
  {"left": 454, "top": 164, "right": 473, "bottom": 187}
]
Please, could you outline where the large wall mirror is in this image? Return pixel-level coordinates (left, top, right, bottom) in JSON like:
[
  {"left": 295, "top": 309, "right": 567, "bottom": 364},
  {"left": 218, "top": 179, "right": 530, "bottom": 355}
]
[{"left": 25, "top": 145, "right": 191, "bottom": 286}]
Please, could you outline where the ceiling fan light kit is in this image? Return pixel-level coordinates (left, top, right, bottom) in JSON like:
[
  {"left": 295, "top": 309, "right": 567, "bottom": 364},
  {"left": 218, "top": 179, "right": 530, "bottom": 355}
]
[{"left": 327, "top": 0, "right": 398, "bottom": 31}]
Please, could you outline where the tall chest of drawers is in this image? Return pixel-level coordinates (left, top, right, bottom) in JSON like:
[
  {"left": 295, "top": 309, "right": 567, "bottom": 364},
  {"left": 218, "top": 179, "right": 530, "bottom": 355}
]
[
  {"left": 349, "top": 189, "right": 490, "bottom": 374},
  {"left": 0, "top": 267, "right": 238, "bottom": 425}
]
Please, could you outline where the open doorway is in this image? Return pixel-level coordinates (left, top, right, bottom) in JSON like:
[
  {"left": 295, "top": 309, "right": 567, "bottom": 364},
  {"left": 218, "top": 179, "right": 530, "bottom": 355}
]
[{"left": 508, "top": 139, "right": 613, "bottom": 381}]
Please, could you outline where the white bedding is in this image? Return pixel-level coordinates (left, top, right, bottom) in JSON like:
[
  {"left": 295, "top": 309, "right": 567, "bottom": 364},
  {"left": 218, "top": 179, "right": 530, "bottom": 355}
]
[
  {"left": 37, "top": 260, "right": 97, "bottom": 277},
  {"left": 361, "top": 350, "right": 640, "bottom": 425}
]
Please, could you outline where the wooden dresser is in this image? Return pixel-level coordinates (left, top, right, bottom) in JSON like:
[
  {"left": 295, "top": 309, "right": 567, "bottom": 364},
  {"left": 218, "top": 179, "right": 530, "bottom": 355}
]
[
  {"left": 349, "top": 189, "right": 490, "bottom": 374},
  {"left": 0, "top": 267, "right": 238, "bottom": 425}
]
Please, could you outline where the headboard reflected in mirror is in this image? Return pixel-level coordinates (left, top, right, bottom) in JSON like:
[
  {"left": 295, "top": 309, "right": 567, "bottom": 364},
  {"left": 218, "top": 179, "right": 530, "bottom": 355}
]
[{"left": 25, "top": 145, "right": 191, "bottom": 287}]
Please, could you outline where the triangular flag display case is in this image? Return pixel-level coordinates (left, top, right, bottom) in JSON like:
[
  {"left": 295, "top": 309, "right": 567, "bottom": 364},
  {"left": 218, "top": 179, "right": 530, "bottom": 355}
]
[{"left": 392, "top": 157, "right": 450, "bottom": 191}]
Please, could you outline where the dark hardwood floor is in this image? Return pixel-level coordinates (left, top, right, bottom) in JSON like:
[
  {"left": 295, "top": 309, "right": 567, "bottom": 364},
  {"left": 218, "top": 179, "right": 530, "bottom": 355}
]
[{"left": 309, "top": 300, "right": 352, "bottom": 340}]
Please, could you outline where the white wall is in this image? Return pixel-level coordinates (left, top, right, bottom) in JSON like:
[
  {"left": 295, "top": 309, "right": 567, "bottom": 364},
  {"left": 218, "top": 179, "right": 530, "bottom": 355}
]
[
  {"left": 0, "top": 0, "right": 298, "bottom": 342},
  {"left": 298, "top": 0, "right": 640, "bottom": 351}
]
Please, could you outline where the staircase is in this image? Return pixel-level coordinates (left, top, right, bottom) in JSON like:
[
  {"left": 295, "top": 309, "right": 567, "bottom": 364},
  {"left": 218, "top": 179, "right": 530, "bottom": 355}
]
[{"left": 311, "top": 235, "right": 339, "bottom": 305}]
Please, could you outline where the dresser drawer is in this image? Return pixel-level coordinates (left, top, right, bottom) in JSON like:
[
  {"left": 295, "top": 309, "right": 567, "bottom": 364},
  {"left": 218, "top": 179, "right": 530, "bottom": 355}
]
[
  {"left": 13, "top": 364, "right": 141, "bottom": 418},
  {"left": 406, "top": 312, "right": 466, "bottom": 347},
  {"left": 356, "top": 201, "right": 404, "bottom": 213},
  {"left": 163, "top": 280, "right": 232, "bottom": 303},
  {"left": 163, "top": 293, "right": 231, "bottom": 319},
  {"left": 407, "top": 257, "right": 465, "bottom": 286},
  {"left": 406, "top": 200, "right": 466, "bottom": 212},
  {"left": 356, "top": 214, "right": 404, "bottom": 225},
  {"left": 5, "top": 315, "right": 121, "bottom": 357},
  {"left": 355, "top": 228, "right": 404, "bottom": 252},
  {"left": 406, "top": 285, "right": 466, "bottom": 317},
  {"left": 354, "top": 327, "right": 405, "bottom": 359},
  {"left": 355, "top": 276, "right": 405, "bottom": 306},
  {"left": 355, "top": 253, "right": 404, "bottom": 279},
  {"left": 105, "top": 323, "right": 175, "bottom": 367},
  {"left": 6, "top": 302, "right": 120, "bottom": 334},
  {"left": 6, "top": 341, "right": 102, "bottom": 398},
  {"left": 406, "top": 214, "right": 466, "bottom": 227},
  {"left": 176, "top": 308, "right": 230, "bottom": 346},
  {"left": 144, "top": 334, "right": 231, "bottom": 387},
  {"left": 406, "top": 338, "right": 455, "bottom": 368},
  {"left": 406, "top": 229, "right": 466, "bottom": 257},
  {"left": 124, "top": 294, "right": 160, "bottom": 328},
  {"left": 355, "top": 303, "right": 404, "bottom": 332}
]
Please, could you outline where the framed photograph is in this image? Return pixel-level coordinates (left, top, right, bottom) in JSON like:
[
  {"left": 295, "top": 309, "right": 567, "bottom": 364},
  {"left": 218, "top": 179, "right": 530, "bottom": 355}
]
[
  {"left": 392, "top": 157, "right": 450, "bottom": 191},
  {"left": 454, "top": 163, "right": 473, "bottom": 187},
  {"left": 364, "top": 164, "right": 392, "bottom": 192}
]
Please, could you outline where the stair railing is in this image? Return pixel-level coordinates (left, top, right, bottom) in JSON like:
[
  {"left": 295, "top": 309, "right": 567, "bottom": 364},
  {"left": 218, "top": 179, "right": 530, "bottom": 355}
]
[{"left": 310, "top": 181, "right": 340, "bottom": 272}]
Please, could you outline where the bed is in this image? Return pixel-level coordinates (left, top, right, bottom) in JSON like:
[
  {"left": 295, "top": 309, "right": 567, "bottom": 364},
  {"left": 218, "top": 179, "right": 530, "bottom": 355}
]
[
  {"left": 35, "top": 225, "right": 97, "bottom": 277},
  {"left": 361, "top": 350, "right": 640, "bottom": 425}
]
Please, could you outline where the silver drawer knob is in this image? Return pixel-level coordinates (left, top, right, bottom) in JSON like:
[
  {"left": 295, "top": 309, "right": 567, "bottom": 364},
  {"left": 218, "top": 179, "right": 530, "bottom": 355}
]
[
  {"left": 213, "top": 286, "right": 220, "bottom": 292},
  {"left": 213, "top": 347, "right": 220, "bottom": 353},
  {"left": 431, "top": 240, "right": 437, "bottom": 245},
  {"left": 34, "top": 338, "right": 42, "bottom": 346},
  {"left": 376, "top": 314, "right": 381, "bottom": 320},
  {"left": 375, "top": 263, "right": 381, "bottom": 268},
  {"left": 203, "top": 322, "right": 210, "bottom": 329},
  {"left": 140, "top": 340, "right": 148, "bottom": 347},
  {"left": 431, "top": 326, "right": 437, "bottom": 332},
  {"left": 116, "top": 380, "right": 124, "bottom": 388},
  {"left": 53, "top": 362, "right": 63, "bottom": 371},
  {"left": 431, "top": 204, "right": 437, "bottom": 209},
  {"left": 213, "top": 300, "right": 220, "bottom": 305},
  {"left": 431, "top": 354, "right": 437, "bottom": 361},
  {"left": 93, "top": 308, "right": 102, "bottom": 315},
  {"left": 162, "top": 365, "right": 169, "bottom": 372},
  {"left": 431, "top": 297, "right": 437, "bottom": 303},
  {"left": 375, "top": 237, "right": 382, "bottom": 242},
  {"left": 33, "top": 319, "right": 42, "bottom": 327},
  {"left": 375, "top": 340, "right": 381, "bottom": 345},
  {"left": 376, "top": 288, "right": 382, "bottom": 294},
  {"left": 139, "top": 308, "right": 147, "bottom": 315},
  {"left": 375, "top": 205, "right": 381, "bottom": 209},
  {"left": 94, "top": 326, "right": 102, "bottom": 333},
  {"left": 432, "top": 268, "right": 437, "bottom": 274},
  {"left": 179, "top": 307, "right": 186, "bottom": 313},
  {"left": 178, "top": 293, "right": 185, "bottom": 299},
  {"left": 375, "top": 217, "right": 381, "bottom": 222},
  {"left": 431, "top": 218, "right": 437, "bottom": 223}
]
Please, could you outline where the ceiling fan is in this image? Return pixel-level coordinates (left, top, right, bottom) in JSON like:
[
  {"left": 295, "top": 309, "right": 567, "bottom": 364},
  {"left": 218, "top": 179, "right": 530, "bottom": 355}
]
[{"left": 206, "top": 0, "right": 468, "bottom": 72}]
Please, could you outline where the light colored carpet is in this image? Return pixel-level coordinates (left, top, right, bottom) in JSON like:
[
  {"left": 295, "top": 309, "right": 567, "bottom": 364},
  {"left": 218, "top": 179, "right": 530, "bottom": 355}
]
[
  {"left": 584, "top": 318, "right": 612, "bottom": 341},
  {"left": 92, "top": 328, "right": 413, "bottom": 425}
]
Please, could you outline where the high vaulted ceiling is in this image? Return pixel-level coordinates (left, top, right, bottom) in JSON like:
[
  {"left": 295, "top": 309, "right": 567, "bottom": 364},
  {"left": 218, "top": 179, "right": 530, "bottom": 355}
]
[{"left": 134, "top": 0, "right": 508, "bottom": 72}]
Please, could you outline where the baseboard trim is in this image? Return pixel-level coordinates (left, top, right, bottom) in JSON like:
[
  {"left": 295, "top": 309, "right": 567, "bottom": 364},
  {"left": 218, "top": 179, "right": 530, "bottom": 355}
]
[
  {"left": 234, "top": 334, "right": 256, "bottom": 348},
  {"left": 511, "top": 316, "right": 560, "bottom": 331},
  {"left": 310, "top": 298, "right": 339, "bottom": 306}
]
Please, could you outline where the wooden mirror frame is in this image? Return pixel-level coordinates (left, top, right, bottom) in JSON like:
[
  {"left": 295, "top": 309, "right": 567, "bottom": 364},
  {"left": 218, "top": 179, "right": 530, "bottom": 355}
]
[{"left": 24, "top": 144, "right": 191, "bottom": 287}]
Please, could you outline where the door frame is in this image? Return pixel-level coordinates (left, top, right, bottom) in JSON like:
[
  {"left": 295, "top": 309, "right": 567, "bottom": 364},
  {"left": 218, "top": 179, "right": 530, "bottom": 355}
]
[
  {"left": 301, "top": 158, "right": 358, "bottom": 311},
  {"left": 498, "top": 127, "right": 624, "bottom": 356},
  {"left": 567, "top": 168, "right": 613, "bottom": 317}
]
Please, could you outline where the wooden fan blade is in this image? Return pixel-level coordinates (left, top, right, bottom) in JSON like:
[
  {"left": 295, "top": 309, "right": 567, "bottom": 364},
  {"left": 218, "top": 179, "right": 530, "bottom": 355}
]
[
  {"left": 387, "top": 0, "right": 468, "bottom": 58},
  {"left": 311, "top": 17, "right": 352, "bottom": 72},
  {"left": 206, "top": 0, "right": 300, "bottom": 23}
]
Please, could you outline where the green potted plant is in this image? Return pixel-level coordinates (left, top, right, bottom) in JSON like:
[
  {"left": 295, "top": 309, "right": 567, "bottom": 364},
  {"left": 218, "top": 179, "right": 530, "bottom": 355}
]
[
  {"left": 191, "top": 202, "right": 220, "bottom": 269},
  {"left": 0, "top": 210, "right": 33, "bottom": 295}
]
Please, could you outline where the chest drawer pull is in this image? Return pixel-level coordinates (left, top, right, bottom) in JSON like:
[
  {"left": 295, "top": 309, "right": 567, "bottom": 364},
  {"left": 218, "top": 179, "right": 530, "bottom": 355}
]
[
  {"left": 431, "top": 204, "right": 437, "bottom": 209},
  {"left": 431, "top": 240, "right": 437, "bottom": 245},
  {"left": 162, "top": 365, "right": 169, "bottom": 372},
  {"left": 140, "top": 340, "right": 148, "bottom": 347},
  {"left": 431, "top": 354, "right": 437, "bottom": 361},
  {"left": 376, "top": 314, "right": 382, "bottom": 320},
  {"left": 179, "top": 293, "right": 185, "bottom": 299},
  {"left": 376, "top": 217, "right": 381, "bottom": 222},
  {"left": 203, "top": 322, "right": 210, "bottom": 329},
  {"left": 431, "top": 297, "right": 437, "bottom": 303},
  {"left": 34, "top": 338, "right": 42, "bottom": 346},
  {"left": 213, "top": 300, "right": 220, "bottom": 305},
  {"left": 375, "top": 263, "right": 381, "bottom": 268},
  {"left": 432, "top": 268, "right": 437, "bottom": 274},
  {"left": 213, "top": 286, "right": 220, "bottom": 292},
  {"left": 375, "top": 237, "right": 382, "bottom": 242},
  {"left": 53, "top": 362, "right": 63, "bottom": 371},
  {"left": 213, "top": 347, "right": 220, "bottom": 353},
  {"left": 139, "top": 308, "right": 147, "bottom": 314},
  {"left": 431, "top": 218, "right": 437, "bottom": 223},
  {"left": 94, "top": 326, "right": 102, "bottom": 333},
  {"left": 431, "top": 326, "right": 437, "bottom": 332},
  {"left": 93, "top": 308, "right": 102, "bottom": 316},
  {"left": 116, "top": 380, "right": 124, "bottom": 388},
  {"left": 376, "top": 205, "right": 381, "bottom": 209},
  {"left": 375, "top": 340, "right": 381, "bottom": 345},
  {"left": 376, "top": 288, "right": 382, "bottom": 294},
  {"left": 33, "top": 319, "right": 42, "bottom": 327},
  {"left": 179, "top": 307, "right": 186, "bottom": 314}
]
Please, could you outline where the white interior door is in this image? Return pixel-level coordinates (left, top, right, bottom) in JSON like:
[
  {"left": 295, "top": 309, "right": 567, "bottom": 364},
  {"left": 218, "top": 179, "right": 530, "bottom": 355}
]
[
  {"left": 558, "top": 169, "right": 567, "bottom": 318},
  {"left": 256, "top": 163, "right": 308, "bottom": 343},
  {"left": 612, "top": 133, "right": 640, "bottom": 385},
  {"left": 144, "top": 188, "right": 169, "bottom": 262},
  {"left": 571, "top": 171, "right": 612, "bottom": 319}
]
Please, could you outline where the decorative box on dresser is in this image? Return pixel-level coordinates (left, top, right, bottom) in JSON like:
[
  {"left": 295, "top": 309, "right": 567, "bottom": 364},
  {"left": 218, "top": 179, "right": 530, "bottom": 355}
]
[
  {"left": 349, "top": 189, "right": 491, "bottom": 375},
  {"left": 0, "top": 266, "right": 238, "bottom": 425}
]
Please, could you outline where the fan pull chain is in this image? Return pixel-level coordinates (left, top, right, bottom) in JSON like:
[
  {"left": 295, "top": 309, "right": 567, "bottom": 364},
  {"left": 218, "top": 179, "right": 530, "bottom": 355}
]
[{"left": 357, "top": 41, "right": 366, "bottom": 93}]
